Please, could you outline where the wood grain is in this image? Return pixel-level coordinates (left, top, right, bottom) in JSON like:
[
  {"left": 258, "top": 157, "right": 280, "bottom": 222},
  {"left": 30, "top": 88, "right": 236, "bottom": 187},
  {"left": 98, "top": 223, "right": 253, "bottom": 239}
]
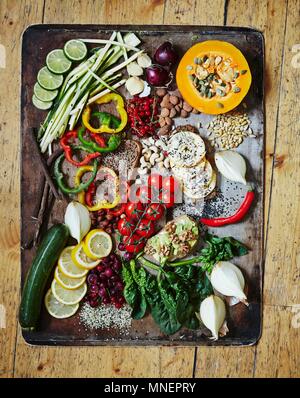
[
  {"left": 0, "top": 0, "right": 299, "bottom": 378},
  {"left": 0, "top": 0, "right": 44, "bottom": 378},
  {"left": 263, "top": 0, "right": 300, "bottom": 306}
]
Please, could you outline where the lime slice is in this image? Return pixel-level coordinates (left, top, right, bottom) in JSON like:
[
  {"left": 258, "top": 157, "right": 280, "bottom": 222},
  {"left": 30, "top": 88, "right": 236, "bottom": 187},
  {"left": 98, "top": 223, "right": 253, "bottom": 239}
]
[
  {"left": 58, "top": 246, "right": 88, "bottom": 279},
  {"left": 64, "top": 39, "right": 87, "bottom": 61},
  {"left": 37, "top": 66, "right": 64, "bottom": 90},
  {"left": 32, "top": 94, "right": 53, "bottom": 110},
  {"left": 46, "top": 49, "right": 72, "bottom": 74},
  {"left": 51, "top": 279, "right": 87, "bottom": 305},
  {"left": 34, "top": 82, "right": 58, "bottom": 102},
  {"left": 45, "top": 289, "right": 79, "bottom": 319},
  {"left": 54, "top": 266, "right": 86, "bottom": 290}
]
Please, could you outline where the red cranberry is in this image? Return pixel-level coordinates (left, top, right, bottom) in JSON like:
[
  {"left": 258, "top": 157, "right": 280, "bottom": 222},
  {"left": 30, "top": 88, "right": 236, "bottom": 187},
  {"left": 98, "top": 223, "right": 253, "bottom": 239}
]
[{"left": 104, "top": 268, "right": 113, "bottom": 278}]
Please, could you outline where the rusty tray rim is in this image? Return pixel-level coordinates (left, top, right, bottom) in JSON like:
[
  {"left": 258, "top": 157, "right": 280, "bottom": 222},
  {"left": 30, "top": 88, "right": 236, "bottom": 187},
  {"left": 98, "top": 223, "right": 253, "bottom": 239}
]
[{"left": 20, "top": 24, "right": 265, "bottom": 347}]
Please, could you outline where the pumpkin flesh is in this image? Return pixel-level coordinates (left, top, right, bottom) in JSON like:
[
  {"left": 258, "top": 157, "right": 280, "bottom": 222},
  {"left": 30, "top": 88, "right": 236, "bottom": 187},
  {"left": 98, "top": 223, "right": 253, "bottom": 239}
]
[{"left": 176, "top": 41, "right": 252, "bottom": 114}]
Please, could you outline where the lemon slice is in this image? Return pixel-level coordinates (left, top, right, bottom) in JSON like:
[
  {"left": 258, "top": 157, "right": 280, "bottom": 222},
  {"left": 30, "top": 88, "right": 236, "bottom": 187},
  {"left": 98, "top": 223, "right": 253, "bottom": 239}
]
[
  {"left": 58, "top": 246, "right": 88, "bottom": 278},
  {"left": 54, "top": 266, "right": 86, "bottom": 290},
  {"left": 45, "top": 289, "right": 79, "bottom": 319},
  {"left": 83, "top": 229, "right": 113, "bottom": 260},
  {"left": 71, "top": 242, "right": 101, "bottom": 269},
  {"left": 51, "top": 279, "right": 87, "bottom": 305}
]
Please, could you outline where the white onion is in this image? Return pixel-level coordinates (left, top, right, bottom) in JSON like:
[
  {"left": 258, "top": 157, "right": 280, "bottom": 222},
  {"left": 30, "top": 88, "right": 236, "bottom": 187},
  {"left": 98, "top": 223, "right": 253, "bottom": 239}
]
[
  {"left": 215, "top": 150, "right": 247, "bottom": 185},
  {"left": 64, "top": 201, "right": 91, "bottom": 243}
]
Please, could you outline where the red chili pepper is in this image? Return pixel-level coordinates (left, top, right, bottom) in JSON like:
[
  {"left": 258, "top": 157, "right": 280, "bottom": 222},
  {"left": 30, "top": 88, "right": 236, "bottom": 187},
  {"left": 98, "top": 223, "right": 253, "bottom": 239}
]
[
  {"left": 85, "top": 182, "right": 96, "bottom": 207},
  {"left": 200, "top": 188, "right": 255, "bottom": 227},
  {"left": 107, "top": 204, "right": 126, "bottom": 217},
  {"left": 89, "top": 132, "right": 106, "bottom": 147},
  {"left": 60, "top": 130, "right": 101, "bottom": 167}
]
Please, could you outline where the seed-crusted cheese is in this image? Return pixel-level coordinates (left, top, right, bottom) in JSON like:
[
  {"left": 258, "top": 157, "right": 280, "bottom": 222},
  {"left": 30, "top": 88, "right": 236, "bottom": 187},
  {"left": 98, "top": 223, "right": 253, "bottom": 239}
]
[{"left": 167, "top": 131, "right": 206, "bottom": 167}]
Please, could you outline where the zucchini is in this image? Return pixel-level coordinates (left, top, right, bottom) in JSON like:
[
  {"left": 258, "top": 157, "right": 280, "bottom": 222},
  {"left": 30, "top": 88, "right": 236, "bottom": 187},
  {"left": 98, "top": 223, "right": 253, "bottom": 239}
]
[{"left": 19, "top": 224, "right": 69, "bottom": 331}]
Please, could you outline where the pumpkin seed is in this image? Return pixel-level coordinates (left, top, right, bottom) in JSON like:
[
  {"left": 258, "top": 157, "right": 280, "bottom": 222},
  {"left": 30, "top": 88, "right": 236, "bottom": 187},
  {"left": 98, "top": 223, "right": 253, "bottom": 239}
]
[
  {"left": 186, "top": 65, "right": 193, "bottom": 71},
  {"left": 241, "top": 69, "right": 247, "bottom": 75},
  {"left": 234, "top": 71, "right": 240, "bottom": 79},
  {"left": 216, "top": 102, "right": 224, "bottom": 108},
  {"left": 233, "top": 86, "right": 241, "bottom": 93}
]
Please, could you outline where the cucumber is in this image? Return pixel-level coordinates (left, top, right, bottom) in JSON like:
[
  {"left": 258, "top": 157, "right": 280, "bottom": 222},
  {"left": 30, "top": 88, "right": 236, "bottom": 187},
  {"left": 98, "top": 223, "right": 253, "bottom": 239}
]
[{"left": 19, "top": 224, "right": 69, "bottom": 331}]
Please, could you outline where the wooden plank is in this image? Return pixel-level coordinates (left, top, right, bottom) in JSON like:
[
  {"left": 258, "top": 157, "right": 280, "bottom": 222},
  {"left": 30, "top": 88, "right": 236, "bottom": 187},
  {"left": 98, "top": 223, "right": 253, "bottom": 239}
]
[
  {"left": 43, "top": 0, "right": 166, "bottom": 24},
  {"left": 262, "top": 0, "right": 300, "bottom": 306},
  {"left": 254, "top": 304, "right": 300, "bottom": 377},
  {"left": 0, "top": 0, "right": 44, "bottom": 378},
  {"left": 164, "top": 0, "right": 224, "bottom": 25}
]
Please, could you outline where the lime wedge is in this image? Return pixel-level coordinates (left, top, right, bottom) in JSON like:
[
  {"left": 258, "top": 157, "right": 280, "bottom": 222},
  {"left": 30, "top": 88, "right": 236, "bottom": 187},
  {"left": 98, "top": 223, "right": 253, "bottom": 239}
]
[
  {"left": 37, "top": 66, "right": 64, "bottom": 90},
  {"left": 34, "top": 82, "right": 58, "bottom": 102},
  {"left": 64, "top": 39, "right": 87, "bottom": 61},
  {"left": 32, "top": 94, "right": 53, "bottom": 110},
  {"left": 46, "top": 49, "right": 72, "bottom": 74}
]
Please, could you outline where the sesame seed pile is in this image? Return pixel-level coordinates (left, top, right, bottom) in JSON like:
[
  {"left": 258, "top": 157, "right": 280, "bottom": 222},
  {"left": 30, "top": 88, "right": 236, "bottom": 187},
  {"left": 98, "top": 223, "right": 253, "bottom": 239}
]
[
  {"left": 79, "top": 302, "right": 132, "bottom": 332},
  {"left": 206, "top": 111, "right": 256, "bottom": 150}
]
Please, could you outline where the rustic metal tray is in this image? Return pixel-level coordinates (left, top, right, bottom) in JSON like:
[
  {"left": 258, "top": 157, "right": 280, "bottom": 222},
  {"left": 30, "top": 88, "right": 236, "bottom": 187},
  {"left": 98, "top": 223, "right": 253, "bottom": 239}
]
[{"left": 21, "top": 24, "right": 264, "bottom": 346}]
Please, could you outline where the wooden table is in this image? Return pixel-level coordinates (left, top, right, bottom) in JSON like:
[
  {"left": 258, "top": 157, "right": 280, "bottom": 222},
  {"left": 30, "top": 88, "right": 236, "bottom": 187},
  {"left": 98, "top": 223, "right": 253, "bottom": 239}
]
[{"left": 0, "top": 0, "right": 299, "bottom": 378}]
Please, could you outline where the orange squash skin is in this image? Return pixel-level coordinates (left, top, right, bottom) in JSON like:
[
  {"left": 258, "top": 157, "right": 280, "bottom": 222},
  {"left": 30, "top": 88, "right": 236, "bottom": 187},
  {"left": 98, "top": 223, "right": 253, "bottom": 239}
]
[{"left": 176, "top": 41, "right": 252, "bottom": 115}]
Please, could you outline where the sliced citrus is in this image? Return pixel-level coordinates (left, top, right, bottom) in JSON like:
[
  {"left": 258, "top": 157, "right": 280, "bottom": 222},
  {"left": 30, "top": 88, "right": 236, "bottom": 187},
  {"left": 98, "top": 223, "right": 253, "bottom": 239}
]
[
  {"left": 64, "top": 39, "right": 87, "bottom": 61},
  {"left": 37, "top": 66, "right": 64, "bottom": 90},
  {"left": 51, "top": 279, "right": 87, "bottom": 305},
  {"left": 45, "top": 289, "right": 79, "bottom": 319},
  {"left": 83, "top": 229, "right": 113, "bottom": 260},
  {"left": 58, "top": 246, "right": 88, "bottom": 278},
  {"left": 71, "top": 242, "right": 101, "bottom": 269},
  {"left": 54, "top": 266, "right": 86, "bottom": 290},
  {"left": 46, "top": 49, "right": 72, "bottom": 74}
]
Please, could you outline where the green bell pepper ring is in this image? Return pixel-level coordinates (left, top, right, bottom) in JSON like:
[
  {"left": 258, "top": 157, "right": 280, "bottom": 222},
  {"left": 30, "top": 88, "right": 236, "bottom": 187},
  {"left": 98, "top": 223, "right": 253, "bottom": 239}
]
[
  {"left": 92, "top": 111, "right": 121, "bottom": 130},
  {"left": 78, "top": 127, "right": 122, "bottom": 153},
  {"left": 54, "top": 147, "right": 98, "bottom": 195}
]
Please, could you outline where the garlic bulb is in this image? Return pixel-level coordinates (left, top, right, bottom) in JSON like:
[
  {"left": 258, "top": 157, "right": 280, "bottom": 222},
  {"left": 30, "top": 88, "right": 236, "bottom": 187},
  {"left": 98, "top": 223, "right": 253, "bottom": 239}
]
[
  {"left": 200, "top": 295, "right": 227, "bottom": 340},
  {"left": 214, "top": 150, "right": 247, "bottom": 185},
  {"left": 211, "top": 261, "right": 248, "bottom": 305},
  {"left": 64, "top": 201, "right": 91, "bottom": 243}
]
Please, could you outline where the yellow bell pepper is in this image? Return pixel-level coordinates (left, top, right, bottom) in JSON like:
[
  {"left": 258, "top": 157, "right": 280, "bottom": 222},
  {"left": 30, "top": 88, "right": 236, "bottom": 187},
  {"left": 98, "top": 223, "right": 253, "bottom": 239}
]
[
  {"left": 82, "top": 93, "right": 128, "bottom": 134},
  {"left": 75, "top": 165, "right": 120, "bottom": 212}
]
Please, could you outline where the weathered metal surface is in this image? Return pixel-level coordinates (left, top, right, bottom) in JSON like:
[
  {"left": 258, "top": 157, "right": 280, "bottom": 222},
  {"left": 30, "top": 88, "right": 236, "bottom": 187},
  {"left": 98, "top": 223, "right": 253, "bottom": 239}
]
[{"left": 21, "top": 25, "right": 264, "bottom": 346}]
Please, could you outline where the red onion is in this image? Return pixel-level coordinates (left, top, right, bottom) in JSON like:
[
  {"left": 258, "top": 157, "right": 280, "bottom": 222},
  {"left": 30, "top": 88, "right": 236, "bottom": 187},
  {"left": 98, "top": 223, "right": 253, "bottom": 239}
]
[
  {"left": 145, "top": 65, "right": 170, "bottom": 86},
  {"left": 154, "top": 41, "right": 177, "bottom": 66}
]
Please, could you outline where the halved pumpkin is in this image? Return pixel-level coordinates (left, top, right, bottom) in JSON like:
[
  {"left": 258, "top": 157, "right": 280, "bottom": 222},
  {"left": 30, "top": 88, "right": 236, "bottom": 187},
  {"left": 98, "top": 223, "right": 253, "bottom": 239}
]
[{"left": 176, "top": 40, "right": 252, "bottom": 115}]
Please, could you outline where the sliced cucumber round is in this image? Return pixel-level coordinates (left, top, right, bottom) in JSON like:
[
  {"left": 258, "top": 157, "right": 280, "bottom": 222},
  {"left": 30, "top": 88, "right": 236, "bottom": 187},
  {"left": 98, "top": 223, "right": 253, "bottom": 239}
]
[
  {"left": 34, "top": 82, "right": 58, "bottom": 102},
  {"left": 64, "top": 39, "right": 87, "bottom": 61},
  {"left": 37, "top": 66, "right": 64, "bottom": 90},
  {"left": 46, "top": 49, "right": 72, "bottom": 74},
  {"left": 32, "top": 94, "right": 53, "bottom": 110}
]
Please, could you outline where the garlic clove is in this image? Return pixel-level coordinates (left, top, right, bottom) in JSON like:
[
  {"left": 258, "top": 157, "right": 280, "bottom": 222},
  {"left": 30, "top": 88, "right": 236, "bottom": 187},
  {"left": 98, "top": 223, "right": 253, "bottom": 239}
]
[
  {"left": 211, "top": 261, "right": 248, "bottom": 305},
  {"left": 126, "top": 61, "right": 144, "bottom": 76},
  {"left": 137, "top": 53, "right": 152, "bottom": 68},
  {"left": 64, "top": 201, "right": 91, "bottom": 243},
  {"left": 214, "top": 150, "right": 247, "bottom": 185},
  {"left": 200, "top": 295, "right": 227, "bottom": 340},
  {"left": 125, "top": 76, "right": 145, "bottom": 96}
]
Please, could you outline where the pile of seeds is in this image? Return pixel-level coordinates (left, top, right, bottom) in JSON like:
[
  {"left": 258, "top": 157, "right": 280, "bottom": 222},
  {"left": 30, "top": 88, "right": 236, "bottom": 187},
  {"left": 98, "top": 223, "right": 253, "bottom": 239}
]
[
  {"left": 79, "top": 302, "right": 132, "bottom": 332},
  {"left": 206, "top": 111, "right": 256, "bottom": 150}
]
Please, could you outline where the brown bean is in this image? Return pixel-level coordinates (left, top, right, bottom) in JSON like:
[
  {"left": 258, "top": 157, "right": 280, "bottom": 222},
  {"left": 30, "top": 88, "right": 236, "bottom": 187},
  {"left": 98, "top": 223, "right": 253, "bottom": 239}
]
[
  {"left": 156, "top": 88, "right": 167, "bottom": 97},
  {"left": 180, "top": 109, "right": 188, "bottom": 118},
  {"left": 169, "top": 95, "right": 179, "bottom": 105},
  {"left": 183, "top": 101, "right": 193, "bottom": 112},
  {"left": 158, "top": 125, "right": 171, "bottom": 136},
  {"left": 174, "top": 105, "right": 181, "bottom": 113},
  {"left": 169, "top": 108, "right": 177, "bottom": 118},
  {"left": 165, "top": 117, "right": 172, "bottom": 126},
  {"left": 160, "top": 107, "right": 170, "bottom": 117},
  {"left": 159, "top": 117, "right": 166, "bottom": 127}
]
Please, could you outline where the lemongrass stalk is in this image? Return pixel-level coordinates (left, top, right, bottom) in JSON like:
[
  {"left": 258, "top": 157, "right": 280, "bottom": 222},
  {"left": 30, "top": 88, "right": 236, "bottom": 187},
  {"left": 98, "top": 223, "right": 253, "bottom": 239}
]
[
  {"left": 88, "top": 79, "right": 126, "bottom": 104},
  {"left": 79, "top": 38, "right": 139, "bottom": 51},
  {"left": 117, "top": 32, "right": 128, "bottom": 60}
]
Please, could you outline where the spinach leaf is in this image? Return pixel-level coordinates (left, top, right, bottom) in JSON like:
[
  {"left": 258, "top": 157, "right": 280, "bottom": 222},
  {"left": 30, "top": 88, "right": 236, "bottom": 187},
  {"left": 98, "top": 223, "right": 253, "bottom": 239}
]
[{"left": 199, "top": 233, "right": 248, "bottom": 273}]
